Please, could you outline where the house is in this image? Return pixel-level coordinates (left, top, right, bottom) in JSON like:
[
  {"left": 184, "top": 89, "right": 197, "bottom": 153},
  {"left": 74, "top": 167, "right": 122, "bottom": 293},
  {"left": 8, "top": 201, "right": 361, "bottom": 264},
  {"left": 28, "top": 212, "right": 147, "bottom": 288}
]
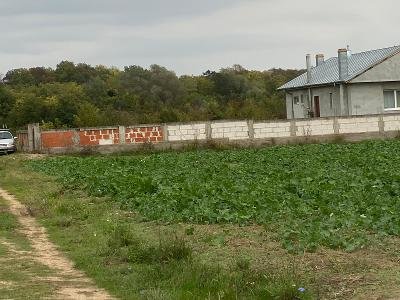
[{"left": 278, "top": 45, "right": 400, "bottom": 119}]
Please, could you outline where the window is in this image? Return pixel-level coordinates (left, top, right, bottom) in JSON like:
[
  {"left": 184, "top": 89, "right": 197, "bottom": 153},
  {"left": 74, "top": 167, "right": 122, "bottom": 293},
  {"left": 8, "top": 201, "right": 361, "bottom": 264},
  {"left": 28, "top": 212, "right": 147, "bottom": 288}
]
[
  {"left": 300, "top": 95, "right": 304, "bottom": 104},
  {"left": 384, "top": 90, "right": 400, "bottom": 110},
  {"left": 0, "top": 131, "right": 12, "bottom": 140},
  {"left": 329, "top": 93, "right": 333, "bottom": 109},
  {"left": 293, "top": 96, "right": 299, "bottom": 105}
]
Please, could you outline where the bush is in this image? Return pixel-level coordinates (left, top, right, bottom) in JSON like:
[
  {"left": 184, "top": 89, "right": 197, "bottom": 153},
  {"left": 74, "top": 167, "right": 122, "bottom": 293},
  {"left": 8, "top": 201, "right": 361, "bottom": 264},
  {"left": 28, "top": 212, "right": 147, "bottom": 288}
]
[{"left": 101, "top": 224, "right": 191, "bottom": 264}]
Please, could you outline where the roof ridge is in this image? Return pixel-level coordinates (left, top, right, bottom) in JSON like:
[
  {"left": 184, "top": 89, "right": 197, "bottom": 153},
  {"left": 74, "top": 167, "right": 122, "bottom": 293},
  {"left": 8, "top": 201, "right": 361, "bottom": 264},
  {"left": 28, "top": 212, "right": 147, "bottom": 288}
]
[
  {"left": 278, "top": 45, "right": 400, "bottom": 90},
  {"left": 351, "top": 45, "right": 400, "bottom": 56}
]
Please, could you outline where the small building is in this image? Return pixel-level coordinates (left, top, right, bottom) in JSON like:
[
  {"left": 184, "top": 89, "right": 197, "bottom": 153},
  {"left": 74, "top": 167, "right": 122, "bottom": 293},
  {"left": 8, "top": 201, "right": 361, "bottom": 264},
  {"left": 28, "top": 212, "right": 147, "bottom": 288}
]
[{"left": 279, "top": 45, "right": 400, "bottom": 119}]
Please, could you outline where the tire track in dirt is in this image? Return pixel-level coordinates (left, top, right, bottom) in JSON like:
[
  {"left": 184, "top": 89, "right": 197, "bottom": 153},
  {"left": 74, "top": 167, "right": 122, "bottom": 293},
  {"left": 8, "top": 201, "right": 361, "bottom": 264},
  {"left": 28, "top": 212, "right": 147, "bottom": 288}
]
[{"left": 0, "top": 187, "right": 114, "bottom": 300}]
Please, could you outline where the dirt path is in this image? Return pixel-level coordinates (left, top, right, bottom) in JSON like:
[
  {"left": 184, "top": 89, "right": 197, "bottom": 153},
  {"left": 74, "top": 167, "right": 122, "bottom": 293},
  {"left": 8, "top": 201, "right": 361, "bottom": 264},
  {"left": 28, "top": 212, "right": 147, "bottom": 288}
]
[{"left": 0, "top": 187, "right": 114, "bottom": 300}]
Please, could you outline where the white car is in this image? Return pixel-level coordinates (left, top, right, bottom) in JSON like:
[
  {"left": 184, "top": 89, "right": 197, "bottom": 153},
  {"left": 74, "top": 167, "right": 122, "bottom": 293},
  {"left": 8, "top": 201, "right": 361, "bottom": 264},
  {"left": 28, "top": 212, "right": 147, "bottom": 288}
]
[{"left": 0, "top": 130, "right": 17, "bottom": 154}]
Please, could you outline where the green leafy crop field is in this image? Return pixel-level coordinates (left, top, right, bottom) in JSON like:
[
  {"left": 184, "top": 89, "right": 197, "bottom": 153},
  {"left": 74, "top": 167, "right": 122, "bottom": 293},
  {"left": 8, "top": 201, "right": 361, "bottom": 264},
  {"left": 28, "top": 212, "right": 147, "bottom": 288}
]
[{"left": 29, "top": 140, "right": 400, "bottom": 253}]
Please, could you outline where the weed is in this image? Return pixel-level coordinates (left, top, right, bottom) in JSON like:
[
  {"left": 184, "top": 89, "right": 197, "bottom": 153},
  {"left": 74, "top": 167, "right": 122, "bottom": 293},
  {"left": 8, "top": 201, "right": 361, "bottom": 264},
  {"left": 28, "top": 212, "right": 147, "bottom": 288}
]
[
  {"left": 53, "top": 216, "right": 73, "bottom": 228},
  {"left": 185, "top": 226, "right": 195, "bottom": 236},
  {"left": 79, "top": 146, "right": 96, "bottom": 156},
  {"left": 0, "top": 211, "right": 17, "bottom": 231},
  {"left": 139, "top": 141, "right": 155, "bottom": 152},
  {"left": 101, "top": 224, "right": 191, "bottom": 264},
  {"left": 205, "top": 139, "right": 230, "bottom": 150},
  {"left": 235, "top": 256, "right": 251, "bottom": 271},
  {"left": 331, "top": 134, "right": 345, "bottom": 144}
]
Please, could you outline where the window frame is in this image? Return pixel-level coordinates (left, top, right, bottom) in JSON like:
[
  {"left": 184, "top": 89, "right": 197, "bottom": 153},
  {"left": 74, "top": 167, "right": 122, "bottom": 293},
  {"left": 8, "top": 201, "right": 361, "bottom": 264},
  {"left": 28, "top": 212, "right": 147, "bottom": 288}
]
[{"left": 384, "top": 90, "right": 400, "bottom": 111}]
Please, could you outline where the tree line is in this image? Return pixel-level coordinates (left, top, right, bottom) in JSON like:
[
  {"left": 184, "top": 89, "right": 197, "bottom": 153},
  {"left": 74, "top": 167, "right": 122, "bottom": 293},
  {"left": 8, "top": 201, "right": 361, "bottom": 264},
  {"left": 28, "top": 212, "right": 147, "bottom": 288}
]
[{"left": 0, "top": 61, "right": 302, "bottom": 130}]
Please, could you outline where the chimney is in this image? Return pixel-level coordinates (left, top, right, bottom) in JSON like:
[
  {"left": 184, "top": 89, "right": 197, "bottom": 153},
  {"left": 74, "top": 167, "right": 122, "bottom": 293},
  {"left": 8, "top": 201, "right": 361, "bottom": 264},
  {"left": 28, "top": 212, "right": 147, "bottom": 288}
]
[
  {"left": 338, "top": 48, "right": 349, "bottom": 81},
  {"left": 316, "top": 54, "right": 324, "bottom": 66},
  {"left": 347, "top": 45, "right": 352, "bottom": 57},
  {"left": 306, "top": 54, "right": 312, "bottom": 83}
]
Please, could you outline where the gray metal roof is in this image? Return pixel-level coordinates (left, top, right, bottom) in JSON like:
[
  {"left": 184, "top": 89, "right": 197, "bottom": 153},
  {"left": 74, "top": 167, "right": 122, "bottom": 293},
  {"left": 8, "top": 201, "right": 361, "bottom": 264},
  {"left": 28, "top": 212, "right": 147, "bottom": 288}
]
[{"left": 279, "top": 45, "right": 400, "bottom": 90}]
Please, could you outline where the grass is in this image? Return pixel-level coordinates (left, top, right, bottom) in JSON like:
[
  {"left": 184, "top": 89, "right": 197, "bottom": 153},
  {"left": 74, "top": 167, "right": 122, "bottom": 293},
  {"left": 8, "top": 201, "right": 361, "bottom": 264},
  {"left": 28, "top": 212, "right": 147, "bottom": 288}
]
[
  {"left": 1, "top": 141, "right": 400, "bottom": 298},
  {"left": 0, "top": 256, "right": 57, "bottom": 300},
  {"left": 0, "top": 198, "right": 56, "bottom": 299},
  {"left": 0, "top": 198, "right": 31, "bottom": 251},
  {"left": 0, "top": 155, "right": 312, "bottom": 299}
]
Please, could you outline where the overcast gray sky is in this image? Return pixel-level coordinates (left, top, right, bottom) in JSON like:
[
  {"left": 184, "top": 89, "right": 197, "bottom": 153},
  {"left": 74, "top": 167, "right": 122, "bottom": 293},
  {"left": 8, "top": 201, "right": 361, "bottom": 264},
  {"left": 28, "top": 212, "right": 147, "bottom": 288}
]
[{"left": 0, "top": 0, "right": 399, "bottom": 76}]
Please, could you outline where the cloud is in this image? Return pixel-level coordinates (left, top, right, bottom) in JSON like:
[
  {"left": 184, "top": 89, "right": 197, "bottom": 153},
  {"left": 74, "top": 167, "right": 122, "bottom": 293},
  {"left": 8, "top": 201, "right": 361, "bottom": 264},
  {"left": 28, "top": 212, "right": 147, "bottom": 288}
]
[{"left": 0, "top": 0, "right": 399, "bottom": 76}]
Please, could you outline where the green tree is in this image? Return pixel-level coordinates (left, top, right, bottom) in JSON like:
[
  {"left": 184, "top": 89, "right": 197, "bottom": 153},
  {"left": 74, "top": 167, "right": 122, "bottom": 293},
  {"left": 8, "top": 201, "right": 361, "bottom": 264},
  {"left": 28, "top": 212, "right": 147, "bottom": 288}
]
[
  {"left": 0, "top": 85, "right": 15, "bottom": 127},
  {"left": 4, "top": 69, "right": 35, "bottom": 86},
  {"left": 74, "top": 102, "right": 101, "bottom": 127}
]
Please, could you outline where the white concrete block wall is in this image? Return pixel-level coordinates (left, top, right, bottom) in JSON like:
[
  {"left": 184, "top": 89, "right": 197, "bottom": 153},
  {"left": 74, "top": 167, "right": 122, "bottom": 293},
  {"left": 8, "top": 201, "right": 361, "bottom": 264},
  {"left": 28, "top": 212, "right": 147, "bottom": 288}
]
[
  {"left": 383, "top": 114, "right": 400, "bottom": 131},
  {"left": 296, "top": 119, "right": 335, "bottom": 136},
  {"left": 164, "top": 114, "right": 399, "bottom": 143},
  {"left": 167, "top": 123, "right": 207, "bottom": 141},
  {"left": 254, "top": 122, "right": 291, "bottom": 138},
  {"left": 338, "top": 116, "right": 380, "bottom": 134},
  {"left": 211, "top": 121, "right": 249, "bottom": 140}
]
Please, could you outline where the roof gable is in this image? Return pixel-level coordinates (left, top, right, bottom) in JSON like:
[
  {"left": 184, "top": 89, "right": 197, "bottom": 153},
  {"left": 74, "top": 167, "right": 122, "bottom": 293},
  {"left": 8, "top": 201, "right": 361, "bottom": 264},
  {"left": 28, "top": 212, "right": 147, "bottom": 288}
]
[
  {"left": 279, "top": 45, "right": 400, "bottom": 90},
  {"left": 350, "top": 51, "right": 400, "bottom": 83}
]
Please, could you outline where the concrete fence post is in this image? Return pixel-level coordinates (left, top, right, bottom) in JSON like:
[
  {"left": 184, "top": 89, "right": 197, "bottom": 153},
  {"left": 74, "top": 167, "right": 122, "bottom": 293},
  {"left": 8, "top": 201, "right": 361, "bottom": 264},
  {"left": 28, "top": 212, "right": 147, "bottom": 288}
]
[
  {"left": 27, "top": 123, "right": 41, "bottom": 152},
  {"left": 333, "top": 118, "right": 340, "bottom": 134},
  {"left": 247, "top": 120, "right": 255, "bottom": 140},
  {"left": 118, "top": 126, "right": 126, "bottom": 144},
  {"left": 72, "top": 130, "right": 80, "bottom": 147},
  {"left": 289, "top": 120, "right": 297, "bottom": 137},
  {"left": 162, "top": 123, "right": 169, "bottom": 142},
  {"left": 378, "top": 115, "right": 385, "bottom": 134},
  {"left": 206, "top": 121, "right": 212, "bottom": 140},
  {"left": 33, "top": 123, "right": 41, "bottom": 152},
  {"left": 27, "top": 124, "right": 34, "bottom": 152}
]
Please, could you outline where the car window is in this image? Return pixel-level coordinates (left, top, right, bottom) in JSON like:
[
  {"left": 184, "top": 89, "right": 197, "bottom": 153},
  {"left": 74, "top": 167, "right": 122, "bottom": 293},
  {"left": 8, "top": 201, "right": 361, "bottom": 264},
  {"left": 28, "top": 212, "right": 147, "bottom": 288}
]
[{"left": 0, "top": 132, "right": 13, "bottom": 139}]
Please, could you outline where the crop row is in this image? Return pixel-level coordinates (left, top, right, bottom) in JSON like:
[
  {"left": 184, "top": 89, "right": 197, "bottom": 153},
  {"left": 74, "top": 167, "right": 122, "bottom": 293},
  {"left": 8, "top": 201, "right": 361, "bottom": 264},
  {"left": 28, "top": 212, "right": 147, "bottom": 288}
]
[{"left": 29, "top": 140, "right": 400, "bottom": 252}]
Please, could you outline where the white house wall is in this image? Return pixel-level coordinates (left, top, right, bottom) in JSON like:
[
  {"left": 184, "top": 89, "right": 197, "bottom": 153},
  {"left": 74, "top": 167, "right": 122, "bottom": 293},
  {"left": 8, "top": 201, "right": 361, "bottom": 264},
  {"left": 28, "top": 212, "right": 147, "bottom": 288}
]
[
  {"left": 286, "top": 90, "right": 309, "bottom": 119},
  {"left": 351, "top": 52, "right": 400, "bottom": 83},
  {"left": 285, "top": 86, "right": 341, "bottom": 119},
  {"left": 311, "top": 86, "right": 341, "bottom": 117},
  {"left": 286, "top": 89, "right": 311, "bottom": 119},
  {"left": 348, "top": 82, "right": 400, "bottom": 116}
]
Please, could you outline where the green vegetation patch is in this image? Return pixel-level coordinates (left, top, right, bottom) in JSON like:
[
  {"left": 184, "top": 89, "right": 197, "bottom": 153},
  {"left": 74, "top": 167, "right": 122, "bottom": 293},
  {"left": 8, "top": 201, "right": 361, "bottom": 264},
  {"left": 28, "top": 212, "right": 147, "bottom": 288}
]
[
  {"left": 0, "top": 257, "right": 56, "bottom": 300},
  {"left": 0, "top": 199, "right": 31, "bottom": 251},
  {"left": 29, "top": 140, "right": 400, "bottom": 252},
  {"left": 0, "top": 199, "right": 55, "bottom": 299}
]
